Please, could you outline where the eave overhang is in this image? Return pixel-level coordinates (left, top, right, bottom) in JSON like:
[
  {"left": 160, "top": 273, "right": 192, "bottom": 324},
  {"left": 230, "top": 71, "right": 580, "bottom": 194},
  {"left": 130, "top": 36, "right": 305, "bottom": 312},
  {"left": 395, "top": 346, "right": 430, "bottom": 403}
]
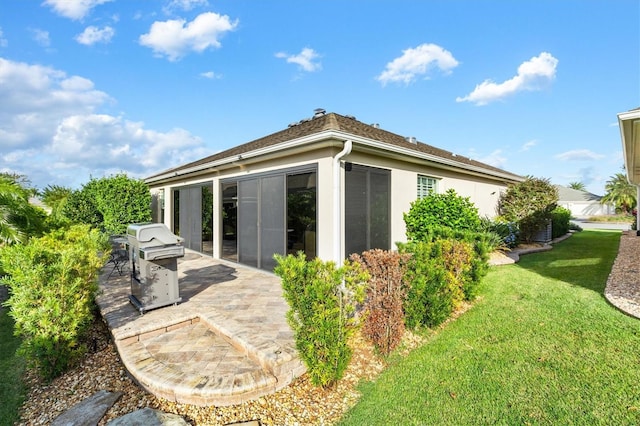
[
  {"left": 619, "top": 109, "right": 640, "bottom": 185},
  {"left": 146, "top": 129, "right": 524, "bottom": 186}
]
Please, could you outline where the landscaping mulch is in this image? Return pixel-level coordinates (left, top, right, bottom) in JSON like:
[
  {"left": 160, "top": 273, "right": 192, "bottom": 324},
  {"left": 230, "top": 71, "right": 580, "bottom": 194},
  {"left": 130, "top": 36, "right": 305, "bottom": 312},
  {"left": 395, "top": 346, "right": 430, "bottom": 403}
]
[{"left": 16, "top": 314, "right": 396, "bottom": 425}]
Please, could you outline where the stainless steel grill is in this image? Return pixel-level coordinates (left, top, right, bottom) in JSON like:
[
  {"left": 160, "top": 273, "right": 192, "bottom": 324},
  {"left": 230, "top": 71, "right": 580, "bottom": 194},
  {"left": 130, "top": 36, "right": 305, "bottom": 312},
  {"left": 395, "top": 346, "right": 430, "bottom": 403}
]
[{"left": 127, "top": 223, "right": 184, "bottom": 314}]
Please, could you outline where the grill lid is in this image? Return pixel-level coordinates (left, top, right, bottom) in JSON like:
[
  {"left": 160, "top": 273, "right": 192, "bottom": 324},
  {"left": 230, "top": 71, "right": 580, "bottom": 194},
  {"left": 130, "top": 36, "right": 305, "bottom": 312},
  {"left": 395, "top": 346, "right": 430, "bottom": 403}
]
[{"left": 127, "top": 223, "right": 184, "bottom": 245}]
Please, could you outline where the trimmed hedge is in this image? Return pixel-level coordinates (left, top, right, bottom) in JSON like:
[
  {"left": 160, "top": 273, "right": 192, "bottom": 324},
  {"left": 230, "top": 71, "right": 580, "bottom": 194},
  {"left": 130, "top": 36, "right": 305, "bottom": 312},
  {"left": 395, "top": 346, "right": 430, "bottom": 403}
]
[
  {"left": 274, "top": 253, "right": 367, "bottom": 388},
  {"left": 350, "top": 250, "right": 409, "bottom": 356},
  {"left": 551, "top": 206, "right": 572, "bottom": 238},
  {"left": 0, "top": 225, "right": 107, "bottom": 380}
]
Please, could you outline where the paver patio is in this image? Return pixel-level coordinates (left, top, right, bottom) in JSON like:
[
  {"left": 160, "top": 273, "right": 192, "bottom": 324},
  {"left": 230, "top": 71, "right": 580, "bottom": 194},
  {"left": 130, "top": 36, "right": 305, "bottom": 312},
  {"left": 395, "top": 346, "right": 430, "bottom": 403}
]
[{"left": 96, "top": 252, "right": 305, "bottom": 407}]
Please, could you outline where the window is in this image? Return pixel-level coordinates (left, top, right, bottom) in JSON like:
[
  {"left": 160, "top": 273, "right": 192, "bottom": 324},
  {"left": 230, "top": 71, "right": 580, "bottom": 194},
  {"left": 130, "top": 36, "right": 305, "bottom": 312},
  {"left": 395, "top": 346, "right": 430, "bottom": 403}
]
[
  {"left": 417, "top": 175, "right": 438, "bottom": 199},
  {"left": 345, "top": 164, "right": 390, "bottom": 256}
]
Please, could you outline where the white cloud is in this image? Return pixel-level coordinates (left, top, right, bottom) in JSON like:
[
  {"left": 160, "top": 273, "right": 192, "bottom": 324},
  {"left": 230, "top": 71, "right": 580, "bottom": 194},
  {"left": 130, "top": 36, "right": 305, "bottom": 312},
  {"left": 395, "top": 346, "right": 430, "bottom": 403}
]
[
  {"left": 0, "top": 57, "right": 109, "bottom": 149},
  {"left": 0, "top": 56, "right": 206, "bottom": 188},
  {"left": 43, "top": 0, "right": 113, "bottom": 20},
  {"left": 275, "top": 47, "right": 322, "bottom": 72},
  {"left": 200, "top": 71, "right": 221, "bottom": 79},
  {"left": 164, "top": 0, "right": 209, "bottom": 13},
  {"left": 554, "top": 149, "right": 604, "bottom": 161},
  {"left": 139, "top": 12, "right": 238, "bottom": 61},
  {"left": 0, "top": 28, "right": 7, "bottom": 48},
  {"left": 376, "top": 43, "right": 459, "bottom": 86},
  {"left": 30, "top": 28, "right": 51, "bottom": 47},
  {"left": 457, "top": 52, "right": 558, "bottom": 105},
  {"left": 473, "top": 149, "right": 507, "bottom": 169},
  {"left": 49, "top": 114, "right": 206, "bottom": 172},
  {"left": 75, "top": 26, "right": 115, "bottom": 45},
  {"left": 520, "top": 139, "right": 538, "bottom": 152}
]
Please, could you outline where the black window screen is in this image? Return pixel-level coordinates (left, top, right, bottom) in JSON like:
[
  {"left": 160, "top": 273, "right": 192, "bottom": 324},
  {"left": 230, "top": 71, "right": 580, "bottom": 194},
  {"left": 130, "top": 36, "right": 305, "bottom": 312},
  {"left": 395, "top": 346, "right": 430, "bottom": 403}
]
[{"left": 345, "top": 164, "right": 390, "bottom": 256}]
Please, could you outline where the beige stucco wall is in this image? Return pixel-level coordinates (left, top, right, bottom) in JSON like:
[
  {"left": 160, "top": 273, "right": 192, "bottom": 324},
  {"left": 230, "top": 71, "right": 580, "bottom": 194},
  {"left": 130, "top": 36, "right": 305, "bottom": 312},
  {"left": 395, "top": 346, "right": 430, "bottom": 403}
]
[
  {"left": 148, "top": 142, "right": 514, "bottom": 263},
  {"left": 341, "top": 150, "right": 509, "bottom": 251}
]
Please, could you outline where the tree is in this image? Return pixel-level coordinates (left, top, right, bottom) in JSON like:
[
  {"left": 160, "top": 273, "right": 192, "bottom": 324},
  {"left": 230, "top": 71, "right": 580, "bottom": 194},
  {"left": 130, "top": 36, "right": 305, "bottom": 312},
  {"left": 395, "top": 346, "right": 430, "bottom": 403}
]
[
  {"left": 498, "top": 176, "right": 558, "bottom": 243},
  {"left": 41, "top": 185, "right": 72, "bottom": 227},
  {"left": 63, "top": 174, "right": 151, "bottom": 234},
  {"left": 601, "top": 172, "right": 636, "bottom": 214},
  {"left": 568, "top": 181, "right": 586, "bottom": 191},
  {"left": 0, "top": 174, "right": 46, "bottom": 245}
]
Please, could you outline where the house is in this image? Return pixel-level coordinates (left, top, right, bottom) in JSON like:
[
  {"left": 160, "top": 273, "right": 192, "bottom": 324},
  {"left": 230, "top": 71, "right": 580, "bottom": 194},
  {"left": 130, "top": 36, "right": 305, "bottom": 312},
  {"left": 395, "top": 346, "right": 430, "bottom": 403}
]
[
  {"left": 145, "top": 110, "right": 524, "bottom": 271},
  {"left": 619, "top": 107, "right": 640, "bottom": 231},
  {"left": 555, "top": 185, "right": 613, "bottom": 218}
]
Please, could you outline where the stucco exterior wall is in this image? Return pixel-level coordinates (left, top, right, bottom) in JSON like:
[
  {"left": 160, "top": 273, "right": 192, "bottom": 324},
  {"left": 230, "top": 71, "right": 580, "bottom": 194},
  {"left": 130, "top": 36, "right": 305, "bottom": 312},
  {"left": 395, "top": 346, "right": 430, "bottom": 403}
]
[
  {"left": 341, "top": 150, "right": 510, "bottom": 250},
  {"left": 148, "top": 142, "right": 514, "bottom": 263}
]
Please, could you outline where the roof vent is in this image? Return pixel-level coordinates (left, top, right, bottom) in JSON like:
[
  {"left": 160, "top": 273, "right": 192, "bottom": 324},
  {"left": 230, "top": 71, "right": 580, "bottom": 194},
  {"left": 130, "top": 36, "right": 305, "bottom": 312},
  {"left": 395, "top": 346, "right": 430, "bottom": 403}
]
[
  {"left": 288, "top": 122, "right": 298, "bottom": 128},
  {"left": 371, "top": 123, "right": 380, "bottom": 128},
  {"left": 313, "top": 108, "right": 326, "bottom": 118},
  {"left": 345, "top": 115, "right": 356, "bottom": 120},
  {"left": 405, "top": 136, "right": 417, "bottom": 144}
]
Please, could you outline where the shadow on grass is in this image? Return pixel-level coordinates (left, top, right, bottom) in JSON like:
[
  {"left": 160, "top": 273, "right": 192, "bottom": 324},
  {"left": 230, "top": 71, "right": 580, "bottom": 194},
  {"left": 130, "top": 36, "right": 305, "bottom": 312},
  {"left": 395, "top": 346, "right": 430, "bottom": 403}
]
[{"left": 513, "top": 229, "right": 621, "bottom": 296}]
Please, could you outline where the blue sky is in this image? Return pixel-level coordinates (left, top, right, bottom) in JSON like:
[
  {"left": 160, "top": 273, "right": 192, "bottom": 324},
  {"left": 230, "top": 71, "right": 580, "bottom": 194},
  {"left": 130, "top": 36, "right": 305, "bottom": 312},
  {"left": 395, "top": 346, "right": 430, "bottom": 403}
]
[{"left": 0, "top": 0, "right": 638, "bottom": 195}]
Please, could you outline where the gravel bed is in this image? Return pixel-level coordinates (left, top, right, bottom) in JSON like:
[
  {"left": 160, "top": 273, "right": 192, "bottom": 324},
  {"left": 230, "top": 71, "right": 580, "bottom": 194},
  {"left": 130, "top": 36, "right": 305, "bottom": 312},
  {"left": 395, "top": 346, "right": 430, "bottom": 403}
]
[
  {"left": 605, "top": 231, "right": 640, "bottom": 318},
  {"left": 19, "top": 230, "right": 638, "bottom": 425},
  {"left": 16, "top": 314, "right": 398, "bottom": 425}
]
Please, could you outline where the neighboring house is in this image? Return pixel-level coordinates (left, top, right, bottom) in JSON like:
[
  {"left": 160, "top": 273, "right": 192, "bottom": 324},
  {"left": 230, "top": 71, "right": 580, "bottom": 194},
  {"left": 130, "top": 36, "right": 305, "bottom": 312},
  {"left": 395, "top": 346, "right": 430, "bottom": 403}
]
[
  {"left": 146, "top": 110, "right": 523, "bottom": 271},
  {"left": 619, "top": 107, "right": 640, "bottom": 231},
  {"left": 555, "top": 185, "right": 613, "bottom": 218}
]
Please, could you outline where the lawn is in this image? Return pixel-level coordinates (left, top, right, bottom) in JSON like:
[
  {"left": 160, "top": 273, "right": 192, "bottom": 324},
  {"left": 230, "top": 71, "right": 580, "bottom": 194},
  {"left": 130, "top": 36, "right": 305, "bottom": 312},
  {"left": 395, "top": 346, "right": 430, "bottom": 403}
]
[
  {"left": 0, "top": 305, "right": 27, "bottom": 426},
  {"left": 339, "top": 230, "right": 640, "bottom": 425}
]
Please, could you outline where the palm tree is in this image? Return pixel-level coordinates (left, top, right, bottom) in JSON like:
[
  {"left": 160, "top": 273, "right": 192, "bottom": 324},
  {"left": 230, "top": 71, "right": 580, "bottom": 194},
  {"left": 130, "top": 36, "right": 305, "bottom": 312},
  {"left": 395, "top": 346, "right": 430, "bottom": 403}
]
[
  {"left": 601, "top": 173, "right": 636, "bottom": 214},
  {"left": 568, "top": 181, "right": 586, "bottom": 191},
  {"left": 0, "top": 175, "right": 30, "bottom": 245},
  {"left": 41, "top": 185, "right": 72, "bottom": 225}
]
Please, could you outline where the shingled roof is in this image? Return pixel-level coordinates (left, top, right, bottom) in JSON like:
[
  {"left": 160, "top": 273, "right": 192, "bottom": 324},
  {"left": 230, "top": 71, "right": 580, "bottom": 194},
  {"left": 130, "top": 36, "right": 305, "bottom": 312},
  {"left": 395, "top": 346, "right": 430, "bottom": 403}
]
[{"left": 147, "top": 111, "right": 522, "bottom": 182}]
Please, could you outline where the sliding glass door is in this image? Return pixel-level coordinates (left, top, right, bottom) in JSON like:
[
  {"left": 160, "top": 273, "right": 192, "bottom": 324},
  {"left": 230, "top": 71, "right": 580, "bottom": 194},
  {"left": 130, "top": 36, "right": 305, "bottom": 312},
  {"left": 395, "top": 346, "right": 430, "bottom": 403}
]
[
  {"left": 221, "top": 166, "right": 316, "bottom": 270},
  {"left": 172, "top": 182, "right": 213, "bottom": 255}
]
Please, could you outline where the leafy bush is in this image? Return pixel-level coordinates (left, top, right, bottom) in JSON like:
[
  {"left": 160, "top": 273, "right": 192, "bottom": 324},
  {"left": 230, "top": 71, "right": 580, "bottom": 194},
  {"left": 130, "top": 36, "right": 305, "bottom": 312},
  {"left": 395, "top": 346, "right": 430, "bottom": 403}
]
[
  {"left": 406, "top": 225, "right": 491, "bottom": 296},
  {"left": 404, "top": 189, "right": 481, "bottom": 241},
  {"left": 399, "top": 239, "right": 474, "bottom": 328},
  {"left": 0, "top": 225, "right": 107, "bottom": 380},
  {"left": 63, "top": 185, "right": 103, "bottom": 228},
  {"left": 480, "top": 217, "right": 519, "bottom": 249},
  {"left": 498, "top": 177, "right": 558, "bottom": 243},
  {"left": 551, "top": 206, "right": 572, "bottom": 238},
  {"left": 63, "top": 174, "right": 151, "bottom": 234},
  {"left": 350, "top": 250, "right": 409, "bottom": 356},
  {"left": 274, "top": 253, "right": 367, "bottom": 388}
]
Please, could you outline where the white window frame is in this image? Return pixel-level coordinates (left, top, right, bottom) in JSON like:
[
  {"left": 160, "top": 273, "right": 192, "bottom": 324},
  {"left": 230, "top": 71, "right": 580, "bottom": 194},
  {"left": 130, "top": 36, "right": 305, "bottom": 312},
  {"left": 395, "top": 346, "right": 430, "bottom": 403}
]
[{"left": 417, "top": 175, "right": 439, "bottom": 199}]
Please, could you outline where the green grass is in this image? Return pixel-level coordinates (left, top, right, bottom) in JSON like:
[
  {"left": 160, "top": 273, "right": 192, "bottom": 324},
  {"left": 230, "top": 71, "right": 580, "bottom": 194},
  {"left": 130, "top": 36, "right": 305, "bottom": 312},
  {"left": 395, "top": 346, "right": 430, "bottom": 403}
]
[
  {"left": 586, "top": 214, "right": 634, "bottom": 223},
  {"left": 339, "top": 230, "right": 640, "bottom": 425},
  {"left": 0, "top": 305, "right": 27, "bottom": 426}
]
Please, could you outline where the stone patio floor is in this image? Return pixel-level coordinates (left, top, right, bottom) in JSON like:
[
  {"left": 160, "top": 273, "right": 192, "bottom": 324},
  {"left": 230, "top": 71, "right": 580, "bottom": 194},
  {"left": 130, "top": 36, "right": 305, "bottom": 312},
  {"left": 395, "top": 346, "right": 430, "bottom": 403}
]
[{"left": 96, "top": 252, "right": 305, "bottom": 407}]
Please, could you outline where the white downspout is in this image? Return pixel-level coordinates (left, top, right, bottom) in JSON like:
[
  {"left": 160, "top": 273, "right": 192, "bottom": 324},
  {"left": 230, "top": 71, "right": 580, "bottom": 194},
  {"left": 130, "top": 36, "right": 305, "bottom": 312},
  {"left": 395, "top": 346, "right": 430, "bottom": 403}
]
[{"left": 333, "top": 140, "right": 352, "bottom": 264}]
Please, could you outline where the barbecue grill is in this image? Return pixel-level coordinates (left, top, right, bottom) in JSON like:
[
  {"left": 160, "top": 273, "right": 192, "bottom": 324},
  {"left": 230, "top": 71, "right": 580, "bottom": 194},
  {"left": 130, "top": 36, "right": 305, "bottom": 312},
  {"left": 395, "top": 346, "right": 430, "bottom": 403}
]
[{"left": 126, "top": 223, "right": 185, "bottom": 314}]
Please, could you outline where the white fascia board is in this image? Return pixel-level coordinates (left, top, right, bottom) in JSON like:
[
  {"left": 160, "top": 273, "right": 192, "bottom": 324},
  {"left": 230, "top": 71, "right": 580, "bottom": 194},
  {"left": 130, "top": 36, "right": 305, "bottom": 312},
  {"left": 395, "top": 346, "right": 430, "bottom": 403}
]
[
  {"left": 146, "top": 129, "right": 523, "bottom": 184},
  {"left": 332, "top": 130, "right": 524, "bottom": 182}
]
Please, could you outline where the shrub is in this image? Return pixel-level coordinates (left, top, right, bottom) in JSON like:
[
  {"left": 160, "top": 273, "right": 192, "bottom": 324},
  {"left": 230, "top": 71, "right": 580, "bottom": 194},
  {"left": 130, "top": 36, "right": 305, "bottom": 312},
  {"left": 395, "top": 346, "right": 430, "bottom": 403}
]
[
  {"left": 404, "top": 189, "right": 481, "bottom": 241},
  {"left": 350, "top": 250, "right": 409, "bottom": 356},
  {"left": 399, "top": 239, "right": 474, "bottom": 329},
  {"left": 480, "top": 217, "right": 519, "bottom": 249},
  {"left": 551, "top": 206, "right": 572, "bottom": 238},
  {"left": 62, "top": 186, "right": 103, "bottom": 229},
  {"left": 406, "top": 225, "right": 491, "bottom": 297},
  {"left": 0, "top": 225, "right": 107, "bottom": 380},
  {"left": 498, "top": 177, "right": 558, "bottom": 243},
  {"left": 63, "top": 174, "right": 151, "bottom": 234},
  {"left": 274, "top": 253, "right": 367, "bottom": 388}
]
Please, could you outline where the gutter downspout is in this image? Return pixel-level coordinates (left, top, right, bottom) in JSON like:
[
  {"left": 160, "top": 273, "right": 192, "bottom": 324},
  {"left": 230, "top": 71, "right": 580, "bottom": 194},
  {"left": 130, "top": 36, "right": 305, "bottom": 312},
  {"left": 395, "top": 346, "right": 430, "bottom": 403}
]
[{"left": 333, "top": 140, "right": 352, "bottom": 264}]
